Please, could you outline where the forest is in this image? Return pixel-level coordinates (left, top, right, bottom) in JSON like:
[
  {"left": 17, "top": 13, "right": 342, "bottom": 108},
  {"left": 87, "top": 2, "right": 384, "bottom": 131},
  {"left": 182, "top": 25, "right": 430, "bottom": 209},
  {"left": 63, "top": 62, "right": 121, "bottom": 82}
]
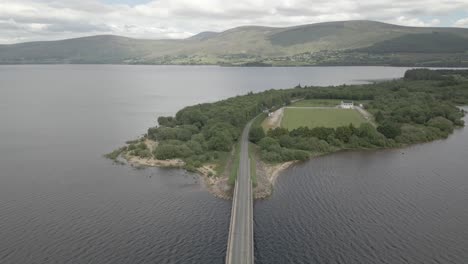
[{"left": 110, "top": 69, "right": 467, "bottom": 170}]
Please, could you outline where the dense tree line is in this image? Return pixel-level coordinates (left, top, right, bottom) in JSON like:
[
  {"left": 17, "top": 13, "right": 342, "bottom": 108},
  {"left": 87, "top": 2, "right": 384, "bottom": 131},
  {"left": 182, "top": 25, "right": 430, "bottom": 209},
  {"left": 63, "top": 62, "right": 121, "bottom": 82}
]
[{"left": 252, "top": 122, "right": 398, "bottom": 163}]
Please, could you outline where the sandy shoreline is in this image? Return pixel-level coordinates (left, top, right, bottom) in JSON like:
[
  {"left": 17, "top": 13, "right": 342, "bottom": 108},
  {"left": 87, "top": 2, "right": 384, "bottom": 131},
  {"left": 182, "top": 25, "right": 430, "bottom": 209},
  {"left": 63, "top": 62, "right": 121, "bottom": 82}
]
[
  {"left": 253, "top": 160, "right": 296, "bottom": 199},
  {"left": 115, "top": 138, "right": 299, "bottom": 200},
  {"left": 123, "top": 152, "right": 234, "bottom": 199}
]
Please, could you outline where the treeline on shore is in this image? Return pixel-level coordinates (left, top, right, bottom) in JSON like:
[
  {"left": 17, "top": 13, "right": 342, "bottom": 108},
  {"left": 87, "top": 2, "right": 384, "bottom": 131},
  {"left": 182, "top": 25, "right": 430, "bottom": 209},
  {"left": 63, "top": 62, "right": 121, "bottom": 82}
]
[{"left": 109, "top": 69, "right": 467, "bottom": 171}]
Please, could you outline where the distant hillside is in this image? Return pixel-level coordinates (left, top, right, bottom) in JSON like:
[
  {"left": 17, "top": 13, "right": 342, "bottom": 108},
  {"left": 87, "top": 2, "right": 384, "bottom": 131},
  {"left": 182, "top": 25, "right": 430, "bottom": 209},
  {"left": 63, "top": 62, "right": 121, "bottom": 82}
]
[
  {"left": 356, "top": 32, "right": 468, "bottom": 53},
  {"left": 1, "top": 20, "right": 468, "bottom": 66},
  {"left": 188, "top": 31, "right": 219, "bottom": 41},
  {"left": 0, "top": 35, "right": 182, "bottom": 64}
]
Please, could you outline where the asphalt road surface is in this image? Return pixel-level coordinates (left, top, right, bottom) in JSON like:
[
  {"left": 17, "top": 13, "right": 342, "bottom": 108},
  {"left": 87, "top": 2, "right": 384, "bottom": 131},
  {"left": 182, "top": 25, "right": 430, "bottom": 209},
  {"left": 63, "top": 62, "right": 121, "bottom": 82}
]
[{"left": 225, "top": 120, "right": 254, "bottom": 264}]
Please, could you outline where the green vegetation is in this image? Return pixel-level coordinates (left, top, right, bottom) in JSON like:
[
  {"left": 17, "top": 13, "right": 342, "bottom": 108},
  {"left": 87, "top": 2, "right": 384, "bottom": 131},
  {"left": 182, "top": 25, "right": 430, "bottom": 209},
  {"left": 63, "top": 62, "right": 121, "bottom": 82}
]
[
  {"left": 143, "top": 90, "right": 291, "bottom": 174},
  {"left": 244, "top": 69, "right": 467, "bottom": 164},
  {"left": 356, "top": 32, "right": 468, "bottom": 53},
  {"left": 128, "top": 142, "right": 152, "bottom": 158},
  {"left": 110, "top": 69, "right": 467, "bottom": 175},
  {"left": 249, "top": 142, "right": 258, "bottom": 187},
  {"left": 249, "top": 113, "right": 267, "bottom": 143},
  {"left": 104, "top": 146, "right": 127, "bottom": 161},
  {"left": 213, "top": 151, "right": 230, "bottom": 176},
  {"left": 229, "top": 141, "right": 241, "bottom": 186},
  {"left": 290, "top": 99, "right": 342, "bottom": 107},
  {"left": 2, "top": 21, "right": 468, "bottom": 66},
  {"left": 281, "top": 108, "right": 366, "bottom": 130}
]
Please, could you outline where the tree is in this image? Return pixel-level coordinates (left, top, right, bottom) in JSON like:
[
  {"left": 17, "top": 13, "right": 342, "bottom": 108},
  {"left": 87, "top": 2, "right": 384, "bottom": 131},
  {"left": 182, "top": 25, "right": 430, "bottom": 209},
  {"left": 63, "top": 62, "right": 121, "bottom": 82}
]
[
  {"left": 208, "top": 131, "right": 232, "bottom": 151},
  {"left": 249, "top": 126, "right": 266, "bottom": 143},
  {"left": 154, "top": 144, "right": 192, "bottom": 159},
  {"left": 335, "top": 126, "right": 353, "bottom": 143},
  {"left": 258, "top": 137, "right": 280, "bottom": 151},
  {"left": 186, "top": 140, "right": 203, "bottom": 155},
  {"left": 377, "top": 123, "right": 401, "bottom": 139},
  {"left": 267, "top": 127, "right": 289, "bottom": 138},
  {"left": 404, "top": 69, "right": 445, "bottom": 80},
  {"left": 279, "top": 135, "right": 295, "bottom": 148},
  {"left": 175, "top": 128, "right": 192, "bottom": 141},
  {"left": 375, "top": 111, "right": 384, "bottom": 123},
  {"left": 177, "top": 109, "right": 208, "bottom": 128},
  {"left": 310, "top": 127, "right": 335, "bottom": 140},
  {"left": 157, "top": 116, "right": 176, "bottom": 127},
  {"left": 427, "top": 116, "right": 454, "bottom": 133}
]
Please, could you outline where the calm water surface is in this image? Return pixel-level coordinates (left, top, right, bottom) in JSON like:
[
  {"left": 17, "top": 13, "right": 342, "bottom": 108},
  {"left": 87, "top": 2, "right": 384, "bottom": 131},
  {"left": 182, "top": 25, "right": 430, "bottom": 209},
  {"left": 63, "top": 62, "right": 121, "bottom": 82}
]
[
  {"left": 255, "top": 113, "right": 468, "bottom": 263},
  {"left": 1, "top": 65, "right": 467, "bottom": 263}
]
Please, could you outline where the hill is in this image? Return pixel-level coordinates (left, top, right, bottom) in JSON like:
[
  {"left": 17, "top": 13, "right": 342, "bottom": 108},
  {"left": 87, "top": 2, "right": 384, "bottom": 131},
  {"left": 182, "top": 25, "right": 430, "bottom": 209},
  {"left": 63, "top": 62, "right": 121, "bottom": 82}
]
[
  {"left": 356, "top": 32, "right": 468, "bottom": 53},
  {"left": 1, "top": 20, "right": 468, "bottom": 66}
]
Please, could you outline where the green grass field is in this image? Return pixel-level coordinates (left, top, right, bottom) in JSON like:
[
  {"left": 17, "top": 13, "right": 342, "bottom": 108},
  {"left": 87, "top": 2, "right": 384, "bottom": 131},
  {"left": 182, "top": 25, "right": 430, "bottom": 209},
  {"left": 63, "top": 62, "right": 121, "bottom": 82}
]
[{"left": 281, "top": 108, "right": 366, "bottom": 129}]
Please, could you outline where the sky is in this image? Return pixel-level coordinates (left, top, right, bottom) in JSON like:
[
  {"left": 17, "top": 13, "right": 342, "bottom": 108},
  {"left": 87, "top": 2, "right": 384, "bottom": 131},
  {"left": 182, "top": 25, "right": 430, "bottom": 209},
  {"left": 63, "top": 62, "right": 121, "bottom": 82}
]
[{"left": 0, "top": 0, "right": 468, "bottom": 44}]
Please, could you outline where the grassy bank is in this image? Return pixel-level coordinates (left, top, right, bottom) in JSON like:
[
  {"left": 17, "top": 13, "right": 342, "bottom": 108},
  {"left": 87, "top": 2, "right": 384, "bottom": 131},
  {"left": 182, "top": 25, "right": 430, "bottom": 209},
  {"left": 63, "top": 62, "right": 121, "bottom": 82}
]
[
  {"left": 228, "top": 140, "right": 241, "bottom": 186},
  {"left": 249, "top": 142, "right": 258, "bottom": 187}
]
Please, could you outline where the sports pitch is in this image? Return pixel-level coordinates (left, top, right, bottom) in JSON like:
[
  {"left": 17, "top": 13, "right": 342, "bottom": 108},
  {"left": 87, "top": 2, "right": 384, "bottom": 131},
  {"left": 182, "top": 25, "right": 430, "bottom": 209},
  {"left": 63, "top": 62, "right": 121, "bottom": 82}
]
[{"left": 281, "top": 108, "right": 366, "bottom": 130}]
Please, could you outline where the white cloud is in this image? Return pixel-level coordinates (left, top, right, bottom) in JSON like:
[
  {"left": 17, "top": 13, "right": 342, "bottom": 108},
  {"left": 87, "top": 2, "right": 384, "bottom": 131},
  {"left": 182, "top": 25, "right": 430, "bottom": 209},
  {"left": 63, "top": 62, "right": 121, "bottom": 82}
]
[
  {"left": 454, "top": 18, "right": 468, "bottom": 27},
  {"left": 0, "top": 0, "right": 467, "bottom": 43},
  {"left": 391, "top": 17, "right": 441, "bottom": 27}
]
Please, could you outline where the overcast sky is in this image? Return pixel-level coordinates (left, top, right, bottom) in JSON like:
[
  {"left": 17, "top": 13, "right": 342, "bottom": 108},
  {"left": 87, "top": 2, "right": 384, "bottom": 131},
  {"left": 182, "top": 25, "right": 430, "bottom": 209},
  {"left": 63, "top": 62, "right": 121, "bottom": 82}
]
[{"left": 1, "top": 0, "right": 468, "bottom": 44}]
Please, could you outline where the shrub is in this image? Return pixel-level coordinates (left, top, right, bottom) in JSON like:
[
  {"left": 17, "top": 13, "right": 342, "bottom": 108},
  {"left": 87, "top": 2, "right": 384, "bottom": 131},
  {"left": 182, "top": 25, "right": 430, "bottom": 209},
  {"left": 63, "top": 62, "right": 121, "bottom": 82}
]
[
  {"left": 134, "top": 149, "right": 152, "bottom": 158},
  {"left": 267, "top": 127, "right": 289, "bottom": 139},
  {"left": 154, "top": 143, "right": 193, "bottom": 159},
  {"left": 258, "top": 137, "right": 281, "bottom": 151},
  {"left": 427, "top": 116, "right": 454, "bottom": 133},
  {"left": 249, "top": 126, "right": 266, "bottom": 143},
  {"left": 208, "top": 131, "right": 232, "bottom": 151},
  {"left": 377, "top": 123, "right": 402, "bottom": 139}
]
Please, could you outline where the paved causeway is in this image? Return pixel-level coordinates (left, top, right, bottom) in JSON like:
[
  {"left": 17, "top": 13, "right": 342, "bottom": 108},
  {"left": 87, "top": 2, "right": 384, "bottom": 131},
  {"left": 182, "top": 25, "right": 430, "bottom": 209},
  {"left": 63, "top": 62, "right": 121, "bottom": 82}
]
[{"left": 225, "top": 120, "right": 254, "bottom": 264}]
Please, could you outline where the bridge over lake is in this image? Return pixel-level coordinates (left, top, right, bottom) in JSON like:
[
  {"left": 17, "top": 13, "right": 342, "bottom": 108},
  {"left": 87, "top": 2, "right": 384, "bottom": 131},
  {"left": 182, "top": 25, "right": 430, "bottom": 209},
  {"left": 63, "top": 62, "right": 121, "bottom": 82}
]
[{"left": 225, "top": 120, "right": 254, "bottom": 264}]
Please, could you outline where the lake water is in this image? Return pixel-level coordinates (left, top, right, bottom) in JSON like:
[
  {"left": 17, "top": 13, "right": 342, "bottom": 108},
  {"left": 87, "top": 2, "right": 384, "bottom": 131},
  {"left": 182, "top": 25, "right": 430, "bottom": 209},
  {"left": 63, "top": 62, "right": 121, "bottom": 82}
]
[{"left": 1, "top": 65, "right": 467, "bottom": 263}]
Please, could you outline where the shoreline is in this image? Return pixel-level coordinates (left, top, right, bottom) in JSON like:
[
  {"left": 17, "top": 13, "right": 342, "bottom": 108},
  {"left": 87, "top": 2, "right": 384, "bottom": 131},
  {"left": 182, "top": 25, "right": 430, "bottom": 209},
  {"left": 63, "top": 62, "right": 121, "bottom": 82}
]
[
  {"left": 116, "top": 141, "right": 298, "bottom": 200},
  {"left": 115, "top": 141, "right": 450, "bottom": 200},
  {"left": 112, "top": 124, "right": 466, "bottom": 201},
  {"left": 121, "top": 151, "right": 234, "bottom": 199}
]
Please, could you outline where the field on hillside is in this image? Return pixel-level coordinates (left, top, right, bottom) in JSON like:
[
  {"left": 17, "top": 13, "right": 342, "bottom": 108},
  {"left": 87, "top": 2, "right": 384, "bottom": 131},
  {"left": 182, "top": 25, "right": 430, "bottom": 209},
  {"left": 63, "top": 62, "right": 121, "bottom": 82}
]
[{"left": 281, "top": 108, "right": 366, "bottom": 129}]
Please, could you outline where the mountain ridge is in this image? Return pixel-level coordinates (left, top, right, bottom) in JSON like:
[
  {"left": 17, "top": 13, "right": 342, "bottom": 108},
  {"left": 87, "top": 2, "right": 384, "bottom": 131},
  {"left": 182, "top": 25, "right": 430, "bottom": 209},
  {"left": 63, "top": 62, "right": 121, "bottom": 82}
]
[{"left": 1, "top": 20, "right": 468, "bottom": 66}]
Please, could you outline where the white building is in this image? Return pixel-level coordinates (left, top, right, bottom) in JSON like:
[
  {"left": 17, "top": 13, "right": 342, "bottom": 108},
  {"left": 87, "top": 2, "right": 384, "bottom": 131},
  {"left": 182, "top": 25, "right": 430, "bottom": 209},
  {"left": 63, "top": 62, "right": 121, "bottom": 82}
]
[{"left": 340, "top": 101, "right": 354, "bottom": 109}]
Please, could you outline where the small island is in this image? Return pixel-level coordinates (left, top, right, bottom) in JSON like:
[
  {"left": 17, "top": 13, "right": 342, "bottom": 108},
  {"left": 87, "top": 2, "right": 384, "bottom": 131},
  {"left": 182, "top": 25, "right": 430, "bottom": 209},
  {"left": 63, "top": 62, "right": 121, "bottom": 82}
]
[{"left": 106, "top": 69, "right": 468, "bottom": 199}]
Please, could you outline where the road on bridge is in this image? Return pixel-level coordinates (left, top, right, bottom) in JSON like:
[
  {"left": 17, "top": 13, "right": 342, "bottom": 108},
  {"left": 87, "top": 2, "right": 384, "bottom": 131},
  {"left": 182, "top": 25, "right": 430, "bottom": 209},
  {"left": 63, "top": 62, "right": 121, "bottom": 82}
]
[{"left": 226, "top": 120, "right": 254, "bottom": 264}]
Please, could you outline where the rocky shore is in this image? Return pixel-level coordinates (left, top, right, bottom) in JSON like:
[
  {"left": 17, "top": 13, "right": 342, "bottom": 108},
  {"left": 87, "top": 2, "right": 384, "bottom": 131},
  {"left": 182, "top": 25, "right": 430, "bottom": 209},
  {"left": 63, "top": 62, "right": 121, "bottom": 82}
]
[{"left": 117, "top": 138, "right": 296, "bottom": 200}]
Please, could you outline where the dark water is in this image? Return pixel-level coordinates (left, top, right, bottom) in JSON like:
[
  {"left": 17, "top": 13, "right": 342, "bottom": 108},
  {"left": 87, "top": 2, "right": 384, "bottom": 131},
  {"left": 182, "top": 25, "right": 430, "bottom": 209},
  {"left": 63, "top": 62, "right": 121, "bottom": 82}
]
[
  {"left": 255, "top": 111, "right": 468, "bottom": 264},
  {"left": 0, "top": 65, "right": 466, "bottom": 263}
]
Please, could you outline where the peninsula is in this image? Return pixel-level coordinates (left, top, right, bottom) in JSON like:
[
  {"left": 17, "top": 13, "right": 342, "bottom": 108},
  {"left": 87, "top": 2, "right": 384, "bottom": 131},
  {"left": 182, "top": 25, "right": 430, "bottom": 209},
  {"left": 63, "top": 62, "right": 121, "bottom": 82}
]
[{"left": 106, "top": 69, "right": 468, "bottom": 199}]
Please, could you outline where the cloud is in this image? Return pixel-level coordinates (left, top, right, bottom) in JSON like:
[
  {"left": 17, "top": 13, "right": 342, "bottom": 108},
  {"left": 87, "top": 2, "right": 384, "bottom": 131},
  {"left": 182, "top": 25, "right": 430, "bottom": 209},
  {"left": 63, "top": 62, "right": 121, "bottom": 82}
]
[
  {"left": 454, "top": 18, "right": 468, "bottom": 27},
  {"left": 0, "top": 0, "right": 467, "bottom": 44},
  {"left": 391, "top": 17, "right": 441, "bottom": 27}
]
